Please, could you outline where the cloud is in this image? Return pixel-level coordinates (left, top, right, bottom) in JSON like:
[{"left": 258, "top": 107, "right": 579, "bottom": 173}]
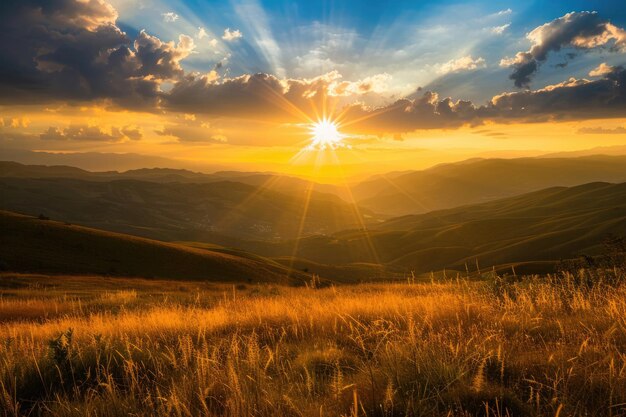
[
  {"left": 578, "top": 126, "right": 626, "bottom": 134},
  {"left": 589, "top": 62, "right": 615, "bottom": 77},
  {"left": 133, "top": 31, "right": 195, "bottom": 80},
  {"left": 156, "top": 126, "right": 227, "bottom": 143},
  {"left": 222, "top": 28, "right": 243, "bottom": 41},
  {"left": 438, "top": 56, "right": 486, "bottom": 74},
  {"left": 197, "top": 27, "right": 207, "bottom": 39},
  {"left": 1, "top": 117, "right": 30, "bottom": 128},
  {"left": 155, "top": 114, "right": 227, "bottom": 143},
  {"left": 162, "top": 12, "right": 179, "bottom": 22},
  {"left": 340, "top": 64, "right": 626, "bottom": 133},
  {"left": 162, "top": 63, "right": 626, "bottom": 133},
  {"left": 40, "top": 125, "right": 142, "bottom": 142},
  {"left": 491, "top": 23, "right": 510, "bottom": 35},
  {"left": 496, "top": 8, "right": 512, "bottom": 16},
  {"left": 121, "top": 126, "right": 143, "bottom": 140},
  {"left": 326, "top": 72, "right": 392, "bottom": 96},
  {"left": 0, "top": 0, "right": 192, "bottom": 108},
  {"left": 472, "top": 129, "right": 508, "bottom": 137},
  {"left": 165, "top": 71, "right": 396, "bottom": 118},
  {"left": 501, "top": 12, "right": 626, "bottom": 87}
]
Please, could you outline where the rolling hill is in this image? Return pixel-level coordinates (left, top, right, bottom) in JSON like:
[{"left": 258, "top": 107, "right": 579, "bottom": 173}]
[
  {"left": 0, "top": 161, "right": 344, "bottom": 197},
  {"left": 352, "top": 155, "right": 626, "bottom": 215},
  {"left": 0, "top": 176, "right": 378, "bottom": 242},
  {"left": 257, "top": 182, "right": 626, "bottom": 273},
  {"left": 0, "top": 211, "right": 307, "bottom": 283}
]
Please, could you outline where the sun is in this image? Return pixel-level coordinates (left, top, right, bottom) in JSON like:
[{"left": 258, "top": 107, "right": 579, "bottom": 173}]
[{"left": 308, "top": 118, "right": 346, "bottom": 150}]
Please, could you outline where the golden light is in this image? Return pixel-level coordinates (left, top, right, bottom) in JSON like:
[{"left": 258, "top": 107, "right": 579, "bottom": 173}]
[{"left": 307, "top": 118, "right": 346, "bottom": 150}]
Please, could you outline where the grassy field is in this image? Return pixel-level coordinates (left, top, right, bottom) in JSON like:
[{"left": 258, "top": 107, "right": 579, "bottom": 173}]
[{"left": 1, "top": 269, "right": 626, "bottom": 417}]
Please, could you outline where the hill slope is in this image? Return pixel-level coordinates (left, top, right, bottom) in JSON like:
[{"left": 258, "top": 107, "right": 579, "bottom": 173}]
[
  {"left": 262, "top": 182, "right": 626, "bottom": 273},
  {"left": 0, "top": 211, "right": 306, "bottom": 284},
  {"left": 0, "top": 177, "right": 378, "bottom": 241},
  {"left": 352, "top": 156, "right": 626, "bottom": 215}
]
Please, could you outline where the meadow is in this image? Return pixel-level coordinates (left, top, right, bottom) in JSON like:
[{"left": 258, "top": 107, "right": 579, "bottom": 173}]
[{"left": 1, "top": 269, "right": 626, "bottom": 417}]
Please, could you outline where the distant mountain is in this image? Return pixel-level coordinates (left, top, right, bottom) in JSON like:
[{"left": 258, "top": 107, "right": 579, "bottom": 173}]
[
  {"left": 540, "top": 146, "right": 626, "bottom": 158},
  {"left": 0, "top": 161, "right": 345, "bottom": 198},
  {"left": 0, "top": 176, "right": 379, "bottom": 241},
  {"left": 352, "top": 156, "right": 626, "bottom": 215},
  {"left": 0, "top": 160, "right": 93, "bottom": 178},
  {"left": 260, "top": 182, "right": 626, "bottom": 273},
  {"left": 0, "top": 149, "right": 221, "bottom": 172},
  {"left": 0, "top": 211, "right": 306, "bottom": 284}
]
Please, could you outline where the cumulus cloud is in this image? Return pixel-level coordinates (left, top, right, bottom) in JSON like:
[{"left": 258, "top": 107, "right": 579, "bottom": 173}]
[
  {"left": 326, "top": 72, "right": 392, "bottom": 96},
  {"left": 0, "top": 0, "right": 193, "bottom": 107},
  {"left": 133, "top": 31, "right": 195, "bottom": 80},
  {"left": 162, "top": 12, "right": 179, "bottom": 22},
  {"left": 197, "top": 27, "right": 207, "bottom": 39},
  {"left": 40, "top": 125, "right": 142, "bottom": 142},
  {"left": 501, "top": 12, "right": 626, "bottom": 87},
  {"left": 222, "top": 28, "right": 243, "bottom": 41},
  {"left": 438, "top": 55, "right": 486, "bottom": 74}
]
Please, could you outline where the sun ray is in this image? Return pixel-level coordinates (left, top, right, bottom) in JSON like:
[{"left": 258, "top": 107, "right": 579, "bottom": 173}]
[
  {"left": 328, "top": 150, "right": 382, "bottom": 266},
  {"left": 286, "top": 179, "right": 316, "bottom": 277}
]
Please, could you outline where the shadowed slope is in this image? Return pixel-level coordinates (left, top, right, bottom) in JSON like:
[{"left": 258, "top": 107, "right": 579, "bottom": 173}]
[
  {"left": 0, "top": 211, "right": 307, "bottom": 284},
  {"left": 265, "top": 182, "right": 626, "bottom": 273},
  {"left": 0, "top": 177, "right": 380, "bottom": 241}
]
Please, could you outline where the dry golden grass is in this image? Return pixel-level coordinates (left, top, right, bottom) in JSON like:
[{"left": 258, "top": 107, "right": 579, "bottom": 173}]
[{"left": 1, "top": 271, "right": 626, "bottom": 416}]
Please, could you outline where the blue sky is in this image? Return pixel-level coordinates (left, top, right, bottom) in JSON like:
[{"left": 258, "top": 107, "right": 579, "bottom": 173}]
[{"left": 110, "top": 0, "right": 626, "bottom": 102}]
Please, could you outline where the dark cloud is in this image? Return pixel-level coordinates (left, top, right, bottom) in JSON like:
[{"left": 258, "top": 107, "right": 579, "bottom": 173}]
[
  {"left": 501, "top": 12, "right": 626, "bottom": 87},
  {"left": 0, "top": 0, "right": 192, "bottom": 107},
  {"left": 165, "top": 71, "right": 354, "bottom": 119},
  {"left": 121, "top": 126, "right": 143, "bottom": 140},
  {"left": 40, "top": 124, "right": 142, "bottom": 142}
]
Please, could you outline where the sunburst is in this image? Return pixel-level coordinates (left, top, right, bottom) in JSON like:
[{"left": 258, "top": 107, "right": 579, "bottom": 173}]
[{"left": 306, "top": 118, "right": 348, "bottom": 150}]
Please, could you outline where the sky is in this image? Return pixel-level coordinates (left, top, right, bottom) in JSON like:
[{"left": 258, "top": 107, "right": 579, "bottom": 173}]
[{"left": 1, "top": 0, "right": 626, "bottom": 179}]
